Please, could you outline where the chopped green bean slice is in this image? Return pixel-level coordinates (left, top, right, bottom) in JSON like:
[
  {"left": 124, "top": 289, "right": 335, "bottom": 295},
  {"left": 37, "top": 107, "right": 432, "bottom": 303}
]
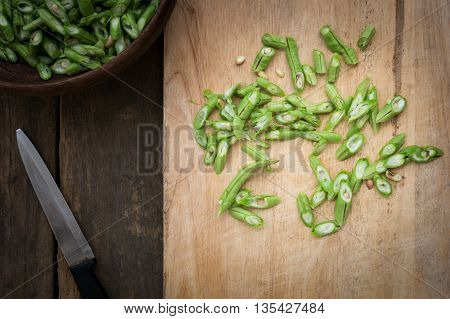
[
  {"left": 336, "top": 132, "right": 365, "bottom": 161},
  {"left": 312, "top": 49, "right": 326, "bottom": 74},
  {"left": 320, "top": 25, "right": 358, "bottom": 65},
  {"left": 286, "top": 37, "right": 305, "bottom": 92},
  {"left": 374, "top": 174, "right": 392, "bottom": 197},
  {"left": 334, "top": 180, "right": 352, "bottom": 226},
  {"left": 350, "top": 157, "right": 369, "bottom": 193},
  {"left": 306, "top": 101, "right": 334, "bottom": 114},
  {"left": 376, "top": 95, "right": 407, "bottom": 123},
  {"left": 379, "top": 133, "right": 406, "bottom": 159},
  {"left": 326, "top": 53, "right": 341, "bottom": 83},
  {"left": 357, "top": 24, "right": 376, "bottom": 51},
  {"left": 312, "top": 220, "right": 340, "bottom": 237},
  {"left": 310, "top": 186, "right": 326, "bottom": 209},
  {"left": 262, "top": 33, "right": 287, "bottom": 49},
  {"left": 297, "top": 193, "right": 314, "bottom": 227},
  {"left": 214, "top": 139, "right": 230, "bottom": 174},
  {"left": 309, "top": 155, "right": 334, "bottom": 198},
  {"left": 331, "top": 170, "right": 350, "bottom": 200},
  {"left": 256, "top": 77, "right": 285, "bottom": 97},
  {"left": 229, "top": 207, "right": 264, "bottom": 228},
  {"left": 252, "top": 47, "right": 276, "bottom": 72},
  {"left": 203, "top": 135, "right": 217, "bottom": 165},
  {"left": 302, "top": 65, "right": 317, "bottom": 86}
]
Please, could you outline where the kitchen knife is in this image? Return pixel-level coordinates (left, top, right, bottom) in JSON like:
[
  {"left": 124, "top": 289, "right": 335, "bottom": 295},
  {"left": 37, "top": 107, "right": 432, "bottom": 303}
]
[{"left": 16, "top": 129, "right": 108, "bottom": 299}]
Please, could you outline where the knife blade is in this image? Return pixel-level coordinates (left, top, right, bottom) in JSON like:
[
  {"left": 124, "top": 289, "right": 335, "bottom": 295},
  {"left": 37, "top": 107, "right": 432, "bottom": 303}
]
[{"left": 16, "top": 129, "right": 107, "bottom": 298}]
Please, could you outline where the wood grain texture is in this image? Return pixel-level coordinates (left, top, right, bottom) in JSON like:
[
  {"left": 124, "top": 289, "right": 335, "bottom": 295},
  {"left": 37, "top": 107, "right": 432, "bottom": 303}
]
[
  {"left": 58, "top": 37, "right": 164, "bottom": 298},
  {"left": 164, "top": 0, "right": 449, "bottom": 298},
  {"left": 0, "top": 96, "right": 58, "bottom": 298}
]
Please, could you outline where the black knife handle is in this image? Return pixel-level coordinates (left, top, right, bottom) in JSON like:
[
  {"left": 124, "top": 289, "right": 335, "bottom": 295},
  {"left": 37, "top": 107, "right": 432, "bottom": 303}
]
[{"left": 70, "top": 259, "right": 108, "bottom": 299}]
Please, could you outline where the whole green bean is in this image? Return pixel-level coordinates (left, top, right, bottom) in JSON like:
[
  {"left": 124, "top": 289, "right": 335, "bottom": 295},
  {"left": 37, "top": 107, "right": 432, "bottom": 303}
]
[{"left": 297, "top": 193, "right": 314, "bottom": 227}]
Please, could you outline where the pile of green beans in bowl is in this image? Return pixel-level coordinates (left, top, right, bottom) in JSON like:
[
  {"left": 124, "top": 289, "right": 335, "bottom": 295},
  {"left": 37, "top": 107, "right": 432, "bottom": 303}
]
[
  {"left": 0, "top": 0, "right": 159, "bottom": 80},
  {"left": 193, "top": 26, "right": 443, "bottom": 237}
]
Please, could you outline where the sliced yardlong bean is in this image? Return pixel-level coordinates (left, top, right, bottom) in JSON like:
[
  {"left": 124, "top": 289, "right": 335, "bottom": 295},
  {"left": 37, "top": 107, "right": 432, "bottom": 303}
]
[
  {"left": 376, "top": 95, "right": 407, "bottom": 123},
  {"left": 324, "top": 109, "right": 346, "bottom": 131},
  {"left": 38, "top": 8, "right": 65, "bottom": 35},
  {"left": 326, "top": 53, "right": 341, "bottom": 83},
  {"left": 256, "top": 77, "right": 284, "bottom": 97},
  {"left": 336, "top": 132, "right": 365, "bottom": 161},
  {"left": 267, "top": 100, "right": 293, "bottom": 113},
  {"left": 194, "top": 128, "right": 208, "bottom": 149},
  {"left": 306, "top": 101, "right": 334, "bottom": 114},
  {"left": 204, "top": 135, "right": 217, "bottom": 165},
  {"left": 334, "top": 180, "right": 352, "bottom": 227},
  {"left": 252, "top": 111, "right": 272, "bottom": 134},
  {"left": 348, "top": 77, "right": 371, "bottom": 116},
  {"left": 348, "top": 99, "right": 376, "bottom": 122},
  {"left": 297, "top": 193, "right": 314, "bottom": 227},
  {"left": 36, "top": 62, "right": 52, "bottom": 80},
  {"left": 309, "top": 155, "right": 334, "bottom": 198},
  {"left": 229, "top": 207, "right": 264, "bottom": 228},
  {"left": 325, "top": 83, "right": 345, "bottom": 110},
  {"left": 262, "top": 33, "right": 287, "bottom": 49},
  {"left": 222, "top": 83, "right": 241, "bottom": 103},
  {"left": 367, "top": 86, "right": 379, "bottom": 133},
  {"left": 331, "top": 170, "right": 350, "bottom": 200},
  {"left": 218, "top": 160, "right": 278, "bottom": 214},
  {"left": 206, "top": 120, "right": 232, "bottom": 131},
  {"left": 238, "top": 194, "right": 280, "bottom": 209},
  {"left": 121, "top": 12, "right": 139, "bottom": 39},
  {"left": 0, "top": 12, "right": 15, "bottom": 42},
  {"left": 310, "top": 186, "right": 326, "bottom": 209},
  {"left": 286, "top": 37, "right": 305, "bottom": 92},
  {"left": 357, "top": 24, "right": 376, "bottom": 51},
  {"left": 312, "top": 220, "right": 340, "bottom": 237},
  {"left": 238, "top": 89, "right": 261, "bottom": 120},
  {"left": 252, "top": 47, "right": 276, "bottom": 72},
  {"left": 312, "top": 49, "right": 326, "bottom": 74},
  {"left": 379, "top": 133, "right": 406, "bottom": 159},
  {"left": 214, "top": 139, "right": 230, "bottom": 174},
  {"left": 350, "top": 157, "right": 369, "bottom": 193},
  {"left": 302, "top": 65, "right": 317, "bottom": 86},
  {"left": 320, "top": 25, "right": 358, "bottom": 65},
  {"left": 241, "top": 143, "right": 270, "bottom": 163},
  {"left": 46, "top": 0, "right": 70, "bottom": 25},
  {"left": 137, "top": 0, "right": 159, "bottom": 32},
  {"left": 374, "top": 174, "right": 392, "bottom": 197},
  {"left": 193, "top": 95, "right": 219, "bottom": 129},
  {"left": 290, "top": 120, "right": 316, "bottom": 132}
]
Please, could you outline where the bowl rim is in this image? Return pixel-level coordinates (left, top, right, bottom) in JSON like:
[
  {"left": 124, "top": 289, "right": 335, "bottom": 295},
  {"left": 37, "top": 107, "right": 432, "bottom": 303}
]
[{"left": 0, "top": 0, "right": 176, "bottom": 96}]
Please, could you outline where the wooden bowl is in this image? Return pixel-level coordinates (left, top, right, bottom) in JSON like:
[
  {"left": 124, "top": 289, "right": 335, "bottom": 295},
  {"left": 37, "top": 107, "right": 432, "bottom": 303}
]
[{"left": 0, "top": 0, "right": 176, "bottom": 96}]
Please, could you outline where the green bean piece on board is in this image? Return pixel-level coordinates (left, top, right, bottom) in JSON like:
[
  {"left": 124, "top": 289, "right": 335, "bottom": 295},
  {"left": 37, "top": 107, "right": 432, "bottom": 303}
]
[
  {"left": 312, "top": 220, "right": 340, "bottom": 237},
  {"left": 203, "top": 135, "right": 217, "bottom": 166},
  {"left": 357, "top": 24, "right": 376, "bottom": 51},
  {"left": 229, "top": 207, "right": 265, "bottom": 228},
  {"left": 237, "top": 194, "right": 281, "bottom": 209},
  {"left": 310, "top": 186, "right": 326, "bottom": 209},
  {"left": 214, "top": 139, "right": 230, "bottom": 175},
  {"left": 312, "top": 49, "right": 326, "bottom": 74},
  {"left": 379, "top": 133, "right": 406, "bottom": 159},
  {"left": 336, "top": 132, "right": 365, "bottom": 161},
  {"left": 376, "top": 95, "right": 407, "bottom": 123},
  {"left": 252, "top": 47, "right": 276, "bottom": 72},
  {"left": 297, "top": 193, "right": 315, "bottom": 227},
  {"left": 286, "top": 37, "right": 305, "bottom": 92},
  {"left": 373, "top": 174, "right": 392, "bottom": 197},
  {"left": 261, "top": 33, "right": 287, "bottom": 49},
  {"left": 334, "top": 180, "right": 352, "bottom": 227},
  {"left": 309, "top": 155, "right": 334, "bottom": 199},
  {"left": 326, "top": 53, "right": 341, "bottom": 83},
  {"left": 218, "top": 160, "right": 278, "bottom": 214},
  {"left": 302, "top": 65, "right": 317, "bottom": 86},
  {"left": 320, "top": 25, "right": 359, "bottom": 65},
  {"left": 350, "top": 157, "right": 369, "bottom": 193},
  {"left": 256, "top": 77, "right": 285, "bottom": 97}
]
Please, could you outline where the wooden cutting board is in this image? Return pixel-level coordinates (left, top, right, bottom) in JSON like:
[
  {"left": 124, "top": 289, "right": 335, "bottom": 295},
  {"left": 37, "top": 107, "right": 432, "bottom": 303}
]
[{"left": 163, "top": 0, "right": 449, "bottom": 298}]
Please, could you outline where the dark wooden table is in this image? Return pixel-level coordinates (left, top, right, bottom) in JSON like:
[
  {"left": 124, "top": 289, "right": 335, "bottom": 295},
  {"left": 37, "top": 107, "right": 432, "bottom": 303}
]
[{"left": 0, "top": 37, "right": 164, "bottom": 299}]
